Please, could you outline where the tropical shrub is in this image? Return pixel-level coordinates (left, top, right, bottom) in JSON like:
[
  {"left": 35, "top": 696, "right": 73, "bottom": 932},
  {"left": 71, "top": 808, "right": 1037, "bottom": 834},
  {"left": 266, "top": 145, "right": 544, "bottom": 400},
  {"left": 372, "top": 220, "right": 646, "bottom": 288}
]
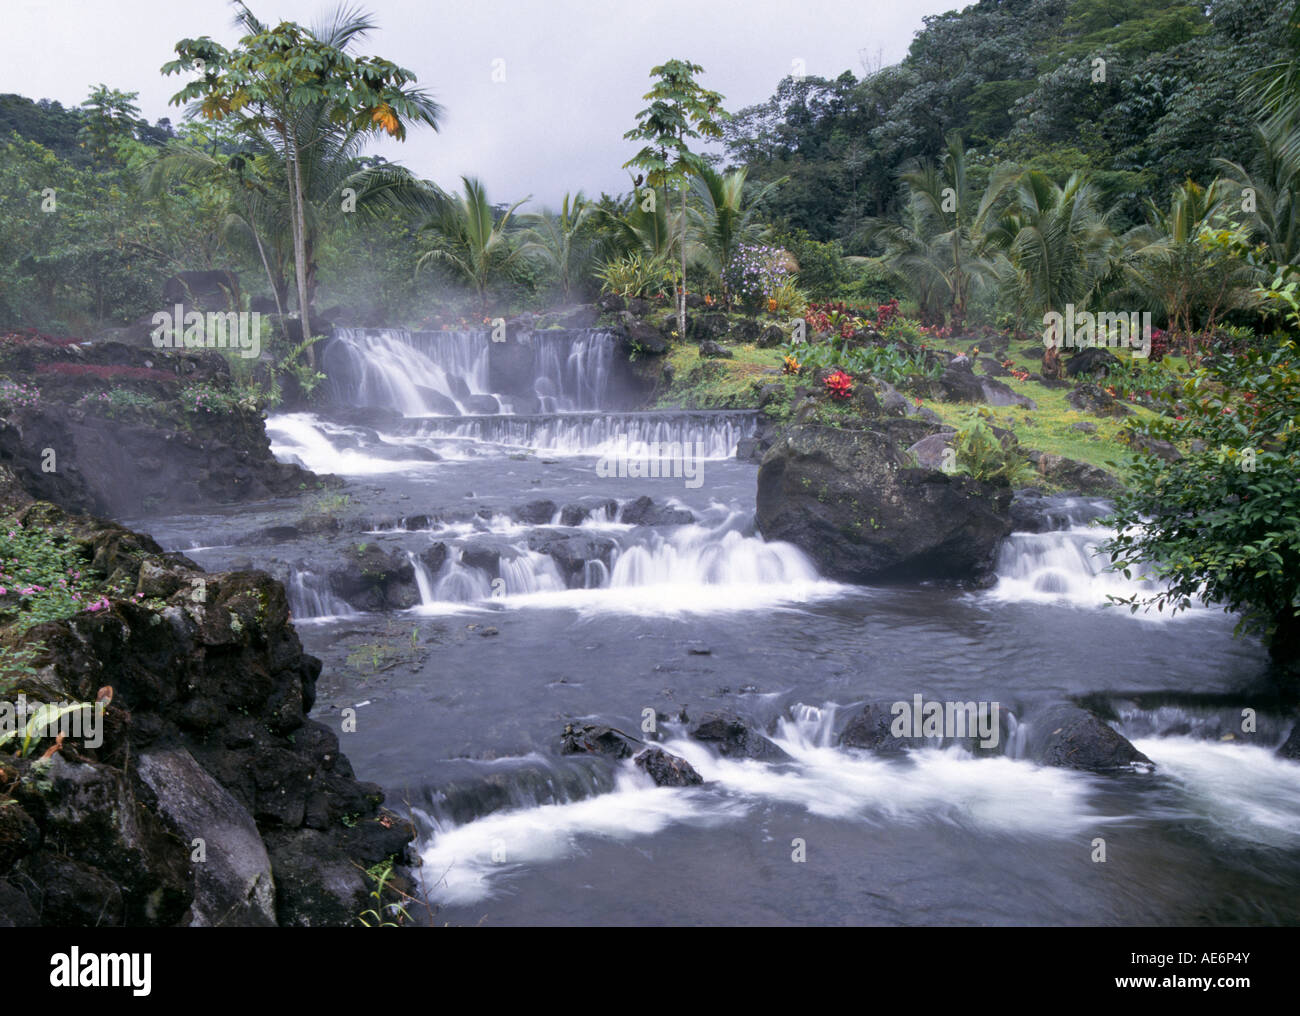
[{"left": 1103, "top": 341, "right": 1300, "bottom": 664}]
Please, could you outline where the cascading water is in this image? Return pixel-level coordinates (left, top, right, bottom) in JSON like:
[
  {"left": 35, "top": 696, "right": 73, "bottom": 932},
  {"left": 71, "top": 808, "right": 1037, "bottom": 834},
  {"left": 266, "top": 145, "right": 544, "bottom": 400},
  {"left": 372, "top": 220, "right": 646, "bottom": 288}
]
[
  {"left": 287, "top": 569, "right": 357, "bottom": 620},
  {"left": 232, "top": 326, "right": 1300, "bottom": 926},
  {"left": 320, "top": 326, "right": 618, "bottom": 416},
  {"left": 396, "top": 410, "right": 756, "bottom": 458},
  {"left": 323, "top": 327, "right": 492, "bottom": 416}
]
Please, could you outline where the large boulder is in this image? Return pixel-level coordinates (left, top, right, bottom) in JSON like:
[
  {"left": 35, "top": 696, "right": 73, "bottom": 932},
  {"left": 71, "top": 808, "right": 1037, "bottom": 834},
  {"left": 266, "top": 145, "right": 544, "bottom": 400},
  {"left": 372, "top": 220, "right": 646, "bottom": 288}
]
[
  {"left": 621, "top": 319, "right": 670, "bottom": 355},
  {"left": 635, "top": 748, "right": 704, "bottom": 786},
  {"left": 916, "top": 360, "right": 1036, "bottom": 409},
  {"left": 688, "top": 711, "right": 790, "bottom": 761},
  {"left": 839, "top": 700, "right": 1010, "bottom": 755},
  {"left": 756, "top": 424, "right": 1013, "bottom": 583},
  {"left": 1065, "top": 347, "right": 1120, "bottom": 379},
  {"left": 1022, "top": 703, "right": 1152, "bottom": 772},
  {"left": 136, "top": 748, "right": 277, "bottom": 926},
  {"left": 1026, "top": 451, "right": 1124, "bottom": 494},
  {"left": 527, "top": 531, "right": 617, "bottom": 585},
  {"left": 619, "top": 495, "right": 695, "bottom": 527},
  {"left": 560, "top": 724, "right": 637, "bottom": 759}
]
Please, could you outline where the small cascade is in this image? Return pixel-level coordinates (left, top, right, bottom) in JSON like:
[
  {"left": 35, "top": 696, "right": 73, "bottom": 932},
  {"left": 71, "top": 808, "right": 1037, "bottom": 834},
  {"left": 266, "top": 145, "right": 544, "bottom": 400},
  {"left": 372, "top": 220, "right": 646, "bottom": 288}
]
[
  {"left": 320, "top": 326, "right": 619, "bottom": 417},
  {"left": 1109, "top": 698, "right": 1295, "bottom": 745},
  {"left": 287, "top": 569, "right": 357, "bottom": 620},
  {"left": 323, "top": 327, "right": 491, "bottom": 416},
  {"left": 397, "top": 513, "right": 838, "bottom": 614},
  {"left": 526, "top": 330, "right": 615, "bottom": 411},
  {"left": 986, "top": 525, "right": 1161, "bottom": 608},
  {"left": 775, "top": 703, "right": 838, "bottom": 749},
  {"left": 396, "top": 410, "right": 757, "bottom": 458}
]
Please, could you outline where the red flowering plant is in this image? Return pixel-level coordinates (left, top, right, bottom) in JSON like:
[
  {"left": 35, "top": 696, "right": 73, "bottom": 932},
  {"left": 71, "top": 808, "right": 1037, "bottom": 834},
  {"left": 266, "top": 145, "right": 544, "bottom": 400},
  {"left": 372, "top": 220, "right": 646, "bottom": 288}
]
[{"left": 824, "top": 369, "right": 854, "bottom": 400}]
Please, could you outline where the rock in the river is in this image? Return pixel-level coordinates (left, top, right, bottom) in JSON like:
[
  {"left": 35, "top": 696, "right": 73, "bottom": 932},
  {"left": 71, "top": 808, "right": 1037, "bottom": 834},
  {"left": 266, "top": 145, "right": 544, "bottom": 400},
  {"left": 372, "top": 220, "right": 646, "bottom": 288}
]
[
  {"left": 688, "top": 711, "right": 790, "bottom": 761},
  {"left": 1021, "top": 703, "right": 1152, "bottom": 772},
  {"left": 527, "top": 531, "right": 617, "bottom": 585},
  {"left": 619, "top": 495, "right": 695, "bottom": 526},
  {"left": 635, "top": 747, "right": 704, "bottom": 786},
  {"left": 756, "top": 424, "right": 1012, "bottom": 583},
  {"left": 559, "top": 724, "right": 637, "bottom": 759},
  {"left": 513, "top": 499, "right": 558, "bottom": 524}
]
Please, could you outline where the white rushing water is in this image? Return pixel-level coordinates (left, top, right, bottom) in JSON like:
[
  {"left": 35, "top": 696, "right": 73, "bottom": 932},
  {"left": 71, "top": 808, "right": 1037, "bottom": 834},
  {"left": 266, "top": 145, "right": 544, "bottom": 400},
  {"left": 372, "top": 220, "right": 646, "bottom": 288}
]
[
  {"left": 415, "top": 704, "right": 1115, "bottom": 906},
  {"left": 324, "top": 328, "right": 493, "bottom": 416}
]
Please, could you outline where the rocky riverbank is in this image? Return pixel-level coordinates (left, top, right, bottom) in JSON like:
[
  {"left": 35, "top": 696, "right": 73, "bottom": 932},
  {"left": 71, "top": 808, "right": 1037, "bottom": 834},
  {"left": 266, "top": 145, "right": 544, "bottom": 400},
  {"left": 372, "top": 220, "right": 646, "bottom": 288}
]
[{"left": 0, "top": 474, "right": 411, "bottom": 927}]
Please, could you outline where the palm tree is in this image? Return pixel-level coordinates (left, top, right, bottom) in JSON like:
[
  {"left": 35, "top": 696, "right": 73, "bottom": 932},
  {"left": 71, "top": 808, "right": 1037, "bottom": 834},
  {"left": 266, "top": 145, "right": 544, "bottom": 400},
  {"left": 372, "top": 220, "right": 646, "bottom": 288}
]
[
  {"left": 167, "top": 2, "right": 442, "bottom": 344},
  {"left": 417, "top": 176, "right": 534, "bottom": 312},
  {"left": 520, "top": 192, "right": 593, "bottom": 302},
  {"left": 987, "top": 170, "right": 1116, "bottom": 325},
  {"left": 688, "top": 165, "right": 784, "bottom": 306},
  {"left": 1114, "top": 179, "right": 1259, "bottom": 350},
  {"left": 1215, "top": 120, "right": 1300, "bottom": 268},
  {"left": 864, "top": 132, "right": 1014, "bottom": 330}
]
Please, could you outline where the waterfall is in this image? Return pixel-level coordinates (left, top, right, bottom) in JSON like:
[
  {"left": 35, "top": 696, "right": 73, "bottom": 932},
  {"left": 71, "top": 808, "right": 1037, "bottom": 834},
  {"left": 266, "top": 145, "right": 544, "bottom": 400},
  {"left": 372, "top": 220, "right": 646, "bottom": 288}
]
[
  {"left": 397, "top": 410, "right": 757, "bottom": 458},
  {"left": 320, "top": 326, "right": 618, "bottom": 416},
  {"left": 528, "top": 330, "right": 615, "bottom": 411},
  {"left": 985, "top": 525, "right": 1162, "bottom": 608},
  {"left": 287, "top": 569, "right": 357, "bottom": 620},
  {"left": 322, "top": 327, "right": 492, "bottom": 416}
]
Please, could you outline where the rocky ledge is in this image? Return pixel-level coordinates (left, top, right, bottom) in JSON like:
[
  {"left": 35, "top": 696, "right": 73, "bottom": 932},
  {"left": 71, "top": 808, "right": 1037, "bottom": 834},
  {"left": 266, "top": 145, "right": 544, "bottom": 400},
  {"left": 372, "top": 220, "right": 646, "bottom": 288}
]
[
  {"left": 755, "top": 421, "right": 1013, "bottom": 584},
  {"left": 0, "top": 474, "right": 411, "bottom": 926},
  {"left": 0, "top": 333, "right": 330, "bottom": 518}
]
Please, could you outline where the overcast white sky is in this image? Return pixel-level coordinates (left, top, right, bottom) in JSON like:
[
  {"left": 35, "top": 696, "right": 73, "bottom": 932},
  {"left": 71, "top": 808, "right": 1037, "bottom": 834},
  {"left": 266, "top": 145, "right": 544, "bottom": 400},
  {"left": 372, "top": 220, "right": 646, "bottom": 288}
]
[{"left": 1, "top": 0, "right": 958, "bottom": 207}]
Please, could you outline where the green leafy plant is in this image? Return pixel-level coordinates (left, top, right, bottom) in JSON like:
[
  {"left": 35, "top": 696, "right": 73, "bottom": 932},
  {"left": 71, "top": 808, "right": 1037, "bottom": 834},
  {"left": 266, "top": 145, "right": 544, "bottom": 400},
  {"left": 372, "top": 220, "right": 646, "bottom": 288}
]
[
  {"left": 1103, "top": 340, "right": 1300, "bottom": 664},
  {"left": 594, "top": 251, "right": 674, "bottom": 299},
  {"left": 356, "top": 860, "right": 411, "bottom": 927},
  {"left": 953, "top": 417, "right": 1036, "bottom": 486},
  {"left": 0, "top": 699, "right": 98, "bottom": 757}
]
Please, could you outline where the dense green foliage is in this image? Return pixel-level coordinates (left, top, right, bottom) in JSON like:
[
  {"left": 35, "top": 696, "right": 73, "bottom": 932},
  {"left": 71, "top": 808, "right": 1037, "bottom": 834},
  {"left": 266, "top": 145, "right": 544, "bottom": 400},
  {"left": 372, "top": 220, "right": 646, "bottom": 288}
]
[{"left": 1104, "top": 344, "right": 1300, "bottom": 661}]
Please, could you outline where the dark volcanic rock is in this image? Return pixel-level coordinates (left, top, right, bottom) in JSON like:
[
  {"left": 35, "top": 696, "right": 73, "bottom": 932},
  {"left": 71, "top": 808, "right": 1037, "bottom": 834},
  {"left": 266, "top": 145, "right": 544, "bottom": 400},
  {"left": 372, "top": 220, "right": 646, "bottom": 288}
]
[
  {"left": 698, "top": 340, "right": 733, "bottom": 359},
  {"left": 514, "top": 499, "right": 558, "bottom": 524},
  {"left": 756, "top": 424, "right": 1012, "bottom": 583},
  {"left": 1067, "top": 382, "right": 1132, "bottom": 417},
  {"left": 635, "top": 747, "right": 704, "bottom": 786},
  {"left": 619, "top": 495, "right": 695, "bottom": 526},
  {"left": 560, "top": 724, "right": 637, "bottom": 759},
  {"left": 527, "top": 530, "right": 617, "bottom": 585},
  {"left": 1065, "top": 347, "right": 1120, "bottom": 379},
  {"left": 1026, "top": 451, "right": 1124, "bottom": 494},
  {"left": 1022, "top": 703, "right": 1152, "bottom": 772},
  {"left": 839, "top": 702, "right": 914, "bottom": 754},
  {"left": 688, "top": 711, "right": 790, "bottom": 761}
]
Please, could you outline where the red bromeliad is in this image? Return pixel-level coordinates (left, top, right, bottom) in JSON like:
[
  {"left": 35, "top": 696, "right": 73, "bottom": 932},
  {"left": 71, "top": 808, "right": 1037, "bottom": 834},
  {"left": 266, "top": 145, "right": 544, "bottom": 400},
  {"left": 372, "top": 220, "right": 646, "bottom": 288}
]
[{"left": 825, "top": 370, "right": 854, "bottom": 400}]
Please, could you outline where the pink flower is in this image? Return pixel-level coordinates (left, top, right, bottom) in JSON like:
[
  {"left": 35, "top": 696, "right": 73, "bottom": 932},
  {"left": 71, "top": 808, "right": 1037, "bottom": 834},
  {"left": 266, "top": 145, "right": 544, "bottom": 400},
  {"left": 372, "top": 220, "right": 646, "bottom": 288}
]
[{"left": 84, "top": 596, "right": 110, "bottom": 612}]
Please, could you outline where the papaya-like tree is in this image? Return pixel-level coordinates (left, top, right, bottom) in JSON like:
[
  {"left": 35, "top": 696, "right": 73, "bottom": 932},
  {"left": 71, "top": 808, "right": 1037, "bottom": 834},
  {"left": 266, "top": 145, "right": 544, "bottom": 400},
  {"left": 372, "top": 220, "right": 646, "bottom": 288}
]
[
  {"left": 623, "top": 60, "right": 727, "bottom": 338},
  {"left": 163, "top": 1, "right": 441, "bottom": 344}
]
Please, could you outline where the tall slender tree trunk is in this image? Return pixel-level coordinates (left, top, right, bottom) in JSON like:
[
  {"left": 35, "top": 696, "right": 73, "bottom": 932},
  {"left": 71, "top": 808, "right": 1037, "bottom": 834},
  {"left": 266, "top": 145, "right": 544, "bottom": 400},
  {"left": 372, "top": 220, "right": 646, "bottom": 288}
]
[
  {"left": 679, "top": 182, "right": 687, "bottom": 339},
  {"left": 287, "top": 131, "right": 314, "bottom": 365}
]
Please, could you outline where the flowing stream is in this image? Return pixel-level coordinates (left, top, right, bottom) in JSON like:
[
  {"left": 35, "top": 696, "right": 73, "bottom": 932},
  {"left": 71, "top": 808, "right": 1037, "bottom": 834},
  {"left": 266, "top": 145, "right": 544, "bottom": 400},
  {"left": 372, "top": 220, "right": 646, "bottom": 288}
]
[{"left": 126, "top": 326, "right": 1300, "bottom": 925}]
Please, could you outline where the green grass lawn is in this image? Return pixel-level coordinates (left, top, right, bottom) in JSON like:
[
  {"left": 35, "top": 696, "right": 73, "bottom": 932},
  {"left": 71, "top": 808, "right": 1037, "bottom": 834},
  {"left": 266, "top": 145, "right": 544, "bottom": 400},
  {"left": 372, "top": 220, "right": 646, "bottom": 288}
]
[{"left": 654, "top": 338, "right": 1180, "bottom": 484}]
